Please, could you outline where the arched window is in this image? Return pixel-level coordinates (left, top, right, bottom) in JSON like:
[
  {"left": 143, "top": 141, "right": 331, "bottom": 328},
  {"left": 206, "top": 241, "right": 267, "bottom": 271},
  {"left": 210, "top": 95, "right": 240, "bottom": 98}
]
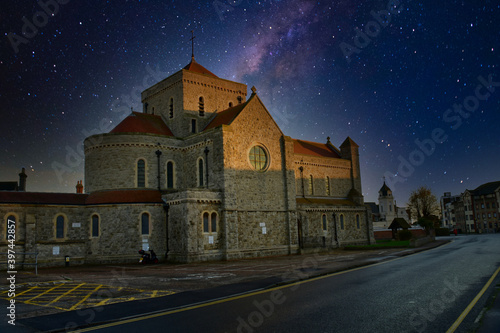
[
  {"left": 340, "top": 214, "right": 345, "bottom": 230},
  {"left": 6, "top": 215, "right": 16, "bottom": 240},
  {"left": 166, "top": 161, "right": 174, "bottom": 189},
  {"left": 137, "top": 159, "right": 145, "bottom": 188},
  {"left": 203, "top": 212, "right": 209, "bottom": 233},
  {"left": 229, "top": 102, "right": 233, "bottom": 108},
  {"left": 322, "top": 214, "right": 327, "bottom": 231},
  {"left": 56, "top": 215, "right": 65, "bottom": 238},
  {"left": 356, "top": 214, "right": 360, "bottom": 229},
  {"left": 198, "top": 158, "right": 204, "bottom": 187},
  {"left": 308, "top": 175, "right": 314, "bottom": 195},
  {"left": 141, "top": 213, "right": 149, "bottom": 235},
  {"left": 326, "top": 177, "right": 330, "bottom": 196},
  {"left": 92, "top": 214, "right": 99, "bottom": 237},
  {"left": 211, "top": 213, "right": 217, "bottom": 233},
  {"left": 169, "top": 98, "right": 174, "bottom": 118},
  {"left": 203, "top": 212, "right": 217, "bottom": 233},
  {"left": 199, "top": 96, "right": 205, "bottom": 116}
]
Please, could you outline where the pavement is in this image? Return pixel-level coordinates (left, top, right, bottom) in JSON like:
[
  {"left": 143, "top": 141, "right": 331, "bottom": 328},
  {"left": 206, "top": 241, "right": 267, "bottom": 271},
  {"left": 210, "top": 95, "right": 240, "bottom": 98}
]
[{"left": 1, "top": 239, "right": 498, "bottom": 332}]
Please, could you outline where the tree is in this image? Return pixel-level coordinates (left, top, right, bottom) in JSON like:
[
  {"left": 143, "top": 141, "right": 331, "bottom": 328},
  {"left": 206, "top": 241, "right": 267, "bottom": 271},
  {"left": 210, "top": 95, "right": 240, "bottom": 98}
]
[{"left": 407, "top": 186, "right": 440, "bottom": 220}]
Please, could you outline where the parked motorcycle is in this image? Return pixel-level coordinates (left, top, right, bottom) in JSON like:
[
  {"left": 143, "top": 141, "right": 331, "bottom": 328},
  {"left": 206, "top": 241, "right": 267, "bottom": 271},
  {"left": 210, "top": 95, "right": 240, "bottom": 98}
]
[{"left": 138, "top": 249, "right": 159, "bottom": 264}]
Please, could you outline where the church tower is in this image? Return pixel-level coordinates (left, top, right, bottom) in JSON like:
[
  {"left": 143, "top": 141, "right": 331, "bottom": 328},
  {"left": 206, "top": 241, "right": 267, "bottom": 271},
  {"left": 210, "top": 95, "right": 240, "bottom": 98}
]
[
  {"left": 141, "top": 56, "right": 247, "bottom": 138},
  {"left": 378, "top": 181, "right": 395, "bottom": 222}
]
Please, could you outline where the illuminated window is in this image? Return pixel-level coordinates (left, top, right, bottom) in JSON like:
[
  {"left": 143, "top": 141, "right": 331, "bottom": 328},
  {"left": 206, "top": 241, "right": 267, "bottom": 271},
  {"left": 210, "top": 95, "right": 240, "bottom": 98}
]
[
  {"left": 249, "top": 146, "right": 268, "bottom": 171},
  {"left": 199, "top": 96, "right": 205, "bottom": 116}
]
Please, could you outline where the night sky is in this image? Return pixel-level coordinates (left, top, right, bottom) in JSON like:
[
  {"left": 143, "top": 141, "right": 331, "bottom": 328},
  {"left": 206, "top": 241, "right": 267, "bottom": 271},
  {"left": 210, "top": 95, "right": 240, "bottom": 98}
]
[{"left": 1, "top": 0, "right": 499, "bottom": 204}]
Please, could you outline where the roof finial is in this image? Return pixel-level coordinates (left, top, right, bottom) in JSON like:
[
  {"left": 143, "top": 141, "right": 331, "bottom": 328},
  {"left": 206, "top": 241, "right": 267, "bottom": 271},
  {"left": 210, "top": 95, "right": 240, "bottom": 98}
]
[{"left": 190, "top": 30, "right": 196, "bottom": 60}]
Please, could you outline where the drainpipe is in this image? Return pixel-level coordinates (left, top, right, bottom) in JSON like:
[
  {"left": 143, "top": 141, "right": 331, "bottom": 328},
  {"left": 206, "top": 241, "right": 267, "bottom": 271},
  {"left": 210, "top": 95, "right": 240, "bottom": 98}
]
[{"left": 163, "top": 201, "right": 170, "bottom": 260}]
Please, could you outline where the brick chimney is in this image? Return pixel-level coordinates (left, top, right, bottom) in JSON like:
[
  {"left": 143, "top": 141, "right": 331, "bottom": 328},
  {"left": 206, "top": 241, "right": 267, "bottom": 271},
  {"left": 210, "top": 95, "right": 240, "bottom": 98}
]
[
  {"left": 76, "top": 180, "right": 84, "bottom": 194},
  {"left": 18, "top": 167, "right": 27, "bottom": 192}
]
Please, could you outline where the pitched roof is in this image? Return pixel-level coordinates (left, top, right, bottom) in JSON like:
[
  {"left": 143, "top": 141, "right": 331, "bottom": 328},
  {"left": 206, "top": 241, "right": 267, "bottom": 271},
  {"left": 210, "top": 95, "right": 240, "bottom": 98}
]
[
  {"left": 0, "top": 182, "right": 19, "bottom": 191},
  {"left": 472, "top": 181, "right": 500, "bottom": 196},
  {"left": 0, "top": 192, "right": 88, "bottom": 205},
  {"left": 293, "top": 139, "right": 341, "bottom": 158},
  {"left": 86, "top": 190, "right": 163, "bottom": 205},
  {"left": 110, "top": 112, "right": 174, "bottom": 136},
  {"left": 340, "top": 136, "right": 359, "bottom": 148},
  {"left": 365, "top": 202, "right": 380, "bottom": 214},
  {"left": 183, "top": 58, "right": 218, "bottom": 78},
  {"left": 389, "top": 217, "right": 410, "bottom": 229},
  {"left": 204, "top": 99, "right": 250, "bottom": 131}
]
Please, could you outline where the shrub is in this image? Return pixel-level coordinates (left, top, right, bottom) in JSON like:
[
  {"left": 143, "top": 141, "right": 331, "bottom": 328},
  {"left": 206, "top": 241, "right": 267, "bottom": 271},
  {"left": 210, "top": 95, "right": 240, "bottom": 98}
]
[
  {"left": 398, "top": 229, "right": 413, "bottom": 241},
  {"left": 435, "top": 228, "right": 451, "bottom": 236}
]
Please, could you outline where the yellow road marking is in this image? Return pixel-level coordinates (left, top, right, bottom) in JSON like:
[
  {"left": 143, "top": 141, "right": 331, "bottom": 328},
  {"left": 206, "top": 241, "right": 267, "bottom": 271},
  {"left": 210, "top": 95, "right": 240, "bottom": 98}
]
[
  {"left": 24, "top": 285, "right": 62, "bottom": 303},
  {"left": 48, "top": 283, "right": 85, "bottom": 305},
  {"left": 75, "top": 254, "right": 414, "bottom": 332},
  {"left": 151, "top": 290, "right": 158, "bottom": 297},
  {"left": 8, "top": 286, "right": 39, "bottom": 299},
  {"left": 446, "top": 266, "right": 500, "bottom": 333},
  {"left": 69, "top": 285, "right": 103, "bottom": 311}
]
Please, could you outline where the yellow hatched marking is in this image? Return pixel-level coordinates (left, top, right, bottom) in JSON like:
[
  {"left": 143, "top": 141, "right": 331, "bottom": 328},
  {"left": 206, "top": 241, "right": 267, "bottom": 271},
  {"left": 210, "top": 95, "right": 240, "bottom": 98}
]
[
  {"left": 24, "top": 285, "right": 62, "bottom": 303},
  {"left": 6, "top": 286, "right": 39, "bottom": 299},
  {"left": 48, "top": 283, "right": 85, "bottom": 305},
  {"left": 69, "top": 285, "right": 103, "bottom": 311},
  {"left": 151, "top": 290, "right": 158, "bottom": 297}
]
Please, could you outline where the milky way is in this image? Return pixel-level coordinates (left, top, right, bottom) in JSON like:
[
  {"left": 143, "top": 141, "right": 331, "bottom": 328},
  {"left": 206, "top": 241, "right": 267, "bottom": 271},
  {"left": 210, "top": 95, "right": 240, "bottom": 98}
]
[{"left": 1, "top": 0, "right": 499, "bottom": 203}]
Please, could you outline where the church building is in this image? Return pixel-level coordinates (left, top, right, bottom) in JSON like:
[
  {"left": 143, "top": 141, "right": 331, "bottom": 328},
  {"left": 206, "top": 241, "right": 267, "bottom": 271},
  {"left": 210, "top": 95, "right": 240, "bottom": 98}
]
[{"left": 0, "top": 55, "right": 375, "bottom": 266}]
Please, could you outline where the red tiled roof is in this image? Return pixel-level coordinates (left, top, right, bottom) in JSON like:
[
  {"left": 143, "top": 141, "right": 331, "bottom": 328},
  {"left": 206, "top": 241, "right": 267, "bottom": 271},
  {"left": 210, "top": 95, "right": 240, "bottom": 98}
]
[
  {"left": 293, "top": 139, "right": 340, "bottom": 158},
  {"left": 86, "top": 190, "right": 163, "bottom": 205},
  {"left": 110, "top": 112, "right": 174, "bottom": 136},
  {"left": 0, "top": 192, "right": 88, "bottom": 205},
  {"left": 204, "top": 100, "right": 249, "bottom": 130},
  {"left": 183, "top": 58, "right": 218, "bottom": 78},
  {"left": 0, "top": 190, "right": 164, "bottom": 205}
]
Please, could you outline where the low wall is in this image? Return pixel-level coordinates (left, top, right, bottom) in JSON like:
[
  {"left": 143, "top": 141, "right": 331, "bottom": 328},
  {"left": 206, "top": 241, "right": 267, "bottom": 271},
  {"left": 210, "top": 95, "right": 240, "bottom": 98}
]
[{"left": 374, "top": 229, "right": 426, "bottom": 240}]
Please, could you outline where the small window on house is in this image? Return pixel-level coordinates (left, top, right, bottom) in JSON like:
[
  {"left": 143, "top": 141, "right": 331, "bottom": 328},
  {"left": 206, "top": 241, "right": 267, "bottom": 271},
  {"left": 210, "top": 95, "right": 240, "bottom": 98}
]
[
  {"left": 229, "top": 102, "right": 233, "bottom": 108},
  {"left": 169, "top": 98, "right": 174, "bottom": 118},
  {"left": 486, "top": 203, "right": 490, "bottom": 209},
  {"left": 356, "top": 214, "right": 360, "bottom": 229},
  {"left": 92, "top": 214, "right": 99, "bottom": 237},
  {"left": 199, "top": 96, "right": 205, "bottom": 116},
  {"left": 203, "top": 212, "right": 209, "bottom": 233},
  {"left": 6, "top": 215, "right": 15, "bottom": 240},
  {"left": 141, "top": 213, "right": 150, "bottom": 235},
  {"left": 326, "top": 177, "right": 330, "bottom": 196},
  {"left": 167, "top": 161, "right": 174, "bottom": 189},
  {"left": 340, "top": 214, "right": 345, "bottom": 230},
  {"left": 481, "top": 204, "right": 485, "bottom": 209},
  {"left": 237, "top": 96, "right": 243, "bottom": 104},
  {"left": 211, "top": 213, "right": 217, "bottom": 233},
  {"left": 56, "top": 215, "right": 65, "bottom": 238},
  {"left": 322, "top": 214, "right": 327, "bottom": 231},
  {"left": 191, "top": 119, "right": 197, "bottom": 133},
  {"left": 198, "top": 158, "right": 204, "bottom": 187},
  {"left": 144, "top": 103, "right": 149, "bottom": 114},
  {"left": 137, "top": 159, "right": 145, "bottom": 188},
  {"left": 309, "top": 175, "right": 314, "bottom": 195}
]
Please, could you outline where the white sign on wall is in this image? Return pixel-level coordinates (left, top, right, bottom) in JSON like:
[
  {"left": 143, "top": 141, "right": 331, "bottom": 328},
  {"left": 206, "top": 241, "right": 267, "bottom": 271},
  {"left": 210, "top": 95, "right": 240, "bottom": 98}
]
[
  {"left": 72, "top": 223, "right": 81, "bottom": 228},
  {"left": 208, "top": 236, "right": 214, "bottom": 244},
  {"left": 53, "top": 246, "right": 60, "bottom": 255}
]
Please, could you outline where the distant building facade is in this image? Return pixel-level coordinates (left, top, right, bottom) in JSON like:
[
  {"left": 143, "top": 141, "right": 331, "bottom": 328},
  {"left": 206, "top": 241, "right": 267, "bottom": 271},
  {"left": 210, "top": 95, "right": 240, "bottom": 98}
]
[
  {"left": 440, "top": 181, "right": 500, "bottom": 233},
  {"left": 366, "top": 181, "right": 409, "bottom": 229},
  {"left": 0, "top": 56, "right": 375, "bottom": 267}
]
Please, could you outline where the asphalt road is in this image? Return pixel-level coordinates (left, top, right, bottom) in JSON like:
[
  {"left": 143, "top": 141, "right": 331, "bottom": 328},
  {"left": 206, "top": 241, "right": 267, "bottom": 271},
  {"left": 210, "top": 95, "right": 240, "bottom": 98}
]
[{"left": 79, "top": 234, "right": 500, "bottom": 333}]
